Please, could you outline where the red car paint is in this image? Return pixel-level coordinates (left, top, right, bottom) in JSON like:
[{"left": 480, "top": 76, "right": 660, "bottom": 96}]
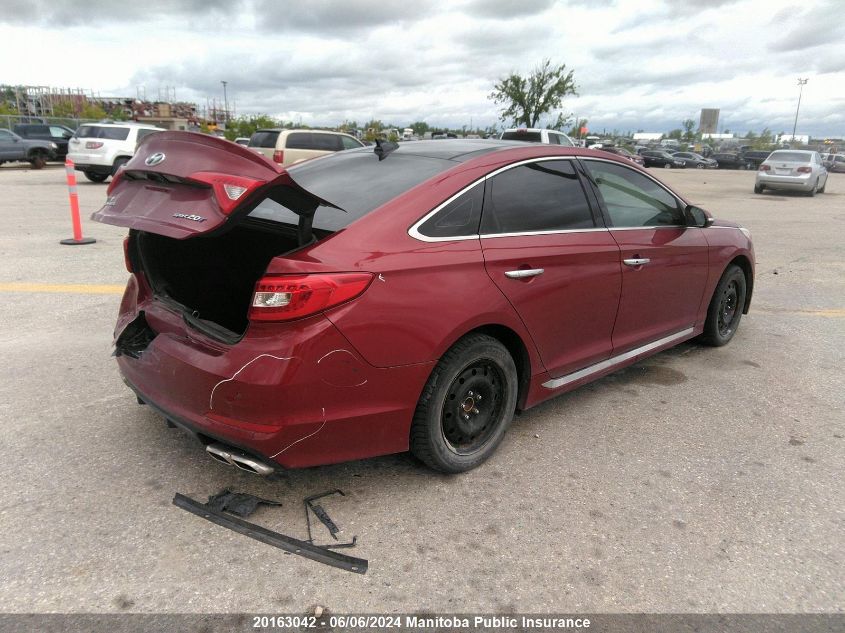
[{"left": 94, "top": 133, "right": 755, "bottom": 470}]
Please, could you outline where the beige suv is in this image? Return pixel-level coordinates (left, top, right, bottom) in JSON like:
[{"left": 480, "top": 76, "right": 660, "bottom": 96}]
[{"left": 248, "top": 129, "right": 364, "bottom": 165}]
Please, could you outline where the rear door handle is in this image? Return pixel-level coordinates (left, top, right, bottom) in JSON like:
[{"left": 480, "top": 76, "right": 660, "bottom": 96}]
[
  {"left": 505, "top": 268, "right": 544, "bottom": 279},
  {"left": 623, "top": 258, "right": 651, "bottom": 267}
]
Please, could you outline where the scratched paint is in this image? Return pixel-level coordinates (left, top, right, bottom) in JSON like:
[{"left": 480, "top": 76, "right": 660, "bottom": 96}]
[
  {"left": 208, "top": 353, "right": 295, "bottom": 410},
  {"left": 270, "top": 407, "right": 327, "bottom": 458}
]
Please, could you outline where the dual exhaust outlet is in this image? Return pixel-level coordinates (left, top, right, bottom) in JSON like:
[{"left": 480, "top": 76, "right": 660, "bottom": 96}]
[{"left": 206, "top": 443, "right": 275, "bottom": 476}]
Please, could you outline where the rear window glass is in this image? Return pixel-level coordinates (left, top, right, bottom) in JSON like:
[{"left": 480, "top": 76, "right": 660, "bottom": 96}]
[
  {"left": 74, "top": 126, "right": 130, "bottom": 140},
  {"left": 768, "top": 151, "right": 810, "bottom": 162},
  {"left": 249, "top": 131, "right": 280, "bottom": 148},
  {"left": 248, "top": 149, "right": 456, "bottom": 232},
  {"left": 501, "top": 131, "right": 542, "bottom": 142}
]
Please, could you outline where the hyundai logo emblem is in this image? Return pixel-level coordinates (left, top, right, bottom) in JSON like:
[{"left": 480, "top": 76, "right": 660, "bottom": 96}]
[{"left": 145, "top": 152, "right": 166, "bottom": 166}]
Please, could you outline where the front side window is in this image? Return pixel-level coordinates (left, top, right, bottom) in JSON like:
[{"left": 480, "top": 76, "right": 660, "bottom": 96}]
[
  {"left": 583, "top": 160, "right": 684, "bottom": 228},
  {"left": 341, "top": 135, "right": 362, "bottom": 150},
  {"left": 481, "top": 160, "right": 595, "bottom": 234}
]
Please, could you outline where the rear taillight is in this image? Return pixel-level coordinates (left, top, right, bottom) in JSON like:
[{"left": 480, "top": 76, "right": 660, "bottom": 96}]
[
  {"left": 85, "top": 141, "right": 104, "bottom": 149},
  {"left": 759, "top": 165, "right": 770, "bottom": 171},
  {"left": 249, "top": 273, "right": 374, "bottom": 322},
  {"left": 797, "top": 166, "right": 812, "bottom": 173},
  {"left": 272, "top": 150, "right": 284, "bottom": 163},
  {"left": 187, "top": 171, "right": 264, "bottom": 215},
  {"left": 123, "top": 236, "right": 133, "bottom": 273}
]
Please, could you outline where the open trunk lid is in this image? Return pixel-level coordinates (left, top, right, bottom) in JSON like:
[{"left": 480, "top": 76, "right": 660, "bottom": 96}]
[{"left": 91, "top": 131, "right": 334, "bottom": 239}]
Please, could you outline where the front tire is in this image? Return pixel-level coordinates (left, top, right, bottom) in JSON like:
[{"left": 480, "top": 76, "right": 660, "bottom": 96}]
[
  {"left": 410, "top": 334, "right": 517, "bottom": 473},
  {"left": 28, "top": 153, "right": 47, "bottom": 169},
  {"left": 663, "top": 163, "right": 672, "bottom": 169},
  {"left": 700, "top": 265, "right": 747, "bottom": 347}
]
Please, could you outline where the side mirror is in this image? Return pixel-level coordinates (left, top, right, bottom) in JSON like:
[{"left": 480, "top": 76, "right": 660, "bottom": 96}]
[{"left": 686, "top": 205, "right": 713, "bottom": 228}]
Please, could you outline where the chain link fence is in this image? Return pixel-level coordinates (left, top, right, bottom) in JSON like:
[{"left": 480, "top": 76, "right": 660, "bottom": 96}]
[{"left": 1, "top": 114, "right": 101, "bottom": 132}]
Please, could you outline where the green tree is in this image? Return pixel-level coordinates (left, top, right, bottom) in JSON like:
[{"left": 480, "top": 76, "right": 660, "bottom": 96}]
[
  {"left": 0, "top": 102, "right": 16, "bottom": 115},
  {"left": 53, "top": 101, "right": 77, "bottom": 117},
  {"left": 409, "top": 121, "right": 429, "bottom": 136},
  {"left": 489, "top": 59, "right": 577, "bottom": 127},
  {"left": 80, "top": 103, "right": 107, "bottom": 120},
  {"left": 682, "top": 118, "right": 696, "bottom": 142},
  {"left": 667, "top": 129, "right": 683, "bottom": 140}
]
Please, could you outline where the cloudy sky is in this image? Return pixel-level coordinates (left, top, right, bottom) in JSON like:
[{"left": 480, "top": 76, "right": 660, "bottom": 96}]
[{"left": 2, "top": 0, "right": 844, "bottom": 136}]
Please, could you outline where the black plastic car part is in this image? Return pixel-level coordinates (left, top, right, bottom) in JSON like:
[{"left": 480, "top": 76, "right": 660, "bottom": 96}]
[{"left": 172, "top": 493, "right": 368, "bottom": 574}]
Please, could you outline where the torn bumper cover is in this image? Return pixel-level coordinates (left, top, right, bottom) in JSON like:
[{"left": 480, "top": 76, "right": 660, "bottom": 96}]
[
  {"left": 173, "top": 493, "right": 368, "bottom": 574},
  {"left": 114, "top": 303, "right": 430, "bottom": 469}
]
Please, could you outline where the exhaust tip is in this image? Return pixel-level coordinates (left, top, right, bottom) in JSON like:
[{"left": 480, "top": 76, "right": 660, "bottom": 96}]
[{"left": 206, "top": 443, "right": 275, "bottom": 476}]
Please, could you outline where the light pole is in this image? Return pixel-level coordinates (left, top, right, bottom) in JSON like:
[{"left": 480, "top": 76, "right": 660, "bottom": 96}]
[
  {"left": 221, "top": 80, "right": 229, "bottom": 126},
  {"left": 791, "top": 78, "right": 807, "bottom": 143}
]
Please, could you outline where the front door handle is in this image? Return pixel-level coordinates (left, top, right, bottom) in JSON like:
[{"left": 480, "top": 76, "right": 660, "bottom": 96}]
[
  {"left": 623, "top": 258, "right": 651, "bottom": 267},
  {"left": 505, "top": 268, "right": 544, "bottom": 279}
]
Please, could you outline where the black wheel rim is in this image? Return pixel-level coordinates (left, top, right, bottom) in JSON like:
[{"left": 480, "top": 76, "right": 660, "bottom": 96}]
[
  {"left": 441, "top": 359, "right": 506, "bottom": 455},
  {"left": 717, "top": 280, "right": 739, "bottom": 337}
]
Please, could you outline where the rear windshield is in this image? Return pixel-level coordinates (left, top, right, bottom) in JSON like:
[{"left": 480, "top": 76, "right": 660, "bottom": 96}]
[
  {"left": 249, "top": 130, "right": 280, "bottom": 148},
  {"left": 285, "top": 132, "right": 342, "bottom": 151},
  {"left": 248, "top": 149, "right": 456, "bottom": 231},
  {"left": 501, "top": 131, "right": 542, "bottom": 142},
  {"left": 768, "top": 151, "right": 810, "bottom": 162},
  {"left": 74, "top": 125, "right": 130, "bottom": 140}
]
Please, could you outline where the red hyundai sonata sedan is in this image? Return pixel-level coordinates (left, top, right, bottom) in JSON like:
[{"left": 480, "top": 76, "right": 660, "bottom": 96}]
[{"left": 93, "top": 133, "right": 754, "bottom": 474}]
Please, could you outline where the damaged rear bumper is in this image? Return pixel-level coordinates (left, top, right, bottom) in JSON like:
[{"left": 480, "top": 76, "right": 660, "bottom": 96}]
[{"left": 115, "top": 304, "right": 434, "bottom": 469}]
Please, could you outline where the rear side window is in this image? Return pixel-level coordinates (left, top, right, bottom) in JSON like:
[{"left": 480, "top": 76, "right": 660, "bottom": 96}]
[
  {"left": 74, "top": 126, "right": 130, "bottom": 140},
  {"left": 417, "top": 183, "right": 484, "bottom": 238},
  {"left": 583, "top": 160, "right": 684, "bottom": 228},
  {"left": 248, "top": 131, "right": 280, "bottom": 148},
  {"left": 481, "top": 160, "right": 595, "bottom": 234},
  {"left": 501, "top": 131, "right": 542, "bottom": 142},
  {"left": 285, "top": 133, "right": 315, "bottom": 149},
  {"left": 310, "top": 134, "right": 342, "bottom": 151}
]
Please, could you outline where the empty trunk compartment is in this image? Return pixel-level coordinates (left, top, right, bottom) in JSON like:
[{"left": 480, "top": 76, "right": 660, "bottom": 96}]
[{"left": 136, "top": 223, "right": 301, "bottom": 337}]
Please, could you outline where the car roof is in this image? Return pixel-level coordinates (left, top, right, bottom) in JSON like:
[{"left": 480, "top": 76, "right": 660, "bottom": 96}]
[{"left": 255, "top": 128, "right": 355, "bottom": 136}]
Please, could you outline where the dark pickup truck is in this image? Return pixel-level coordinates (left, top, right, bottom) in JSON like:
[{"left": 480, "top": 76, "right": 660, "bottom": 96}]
[
  {"left": 0, "top": 128, "right": 56, "bottom": 168},
  {"left": 13, "top": 124, "right": 75, "bottom": 160}
]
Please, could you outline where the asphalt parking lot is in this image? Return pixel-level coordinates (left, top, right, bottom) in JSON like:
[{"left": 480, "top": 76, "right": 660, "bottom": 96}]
[{"left": 0, "top": 162, "right": 842, "bottom": 614}]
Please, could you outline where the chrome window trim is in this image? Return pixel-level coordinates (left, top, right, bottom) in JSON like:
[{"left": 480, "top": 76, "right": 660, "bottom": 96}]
[
  {"left": 542, "top": 327, "right": 695, "bottom": 390},
  {"left": 480, "top": 227, "right": 609, "bottom": 239},
  {"left": 609, "top": 225, "right": 689, "bottom": 231},
  {"left": 408, "top": 156, "right": 587, "bottom": 243}
]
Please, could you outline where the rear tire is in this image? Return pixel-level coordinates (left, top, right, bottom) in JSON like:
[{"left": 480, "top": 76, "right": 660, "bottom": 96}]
[
  {"left": 84, "top": 171, "right": 108, "bottom": 183},
  {"left": 696, "top": 163, "right": 705, "bottom": 169},
  {"left": 807, "top": 179, "right": 817, "bottom": 197},
  {"left": 818, "top": 179, "right": 826, "bottom": 194},
  {"left": 410, "top": 334, "right": 517, "bottom": 473},
  {"left": 753, "top": 184, "right": 763, "bottom": 194},
  {"left": 700, "top": 265, "right": 747, "bottom": 347}
]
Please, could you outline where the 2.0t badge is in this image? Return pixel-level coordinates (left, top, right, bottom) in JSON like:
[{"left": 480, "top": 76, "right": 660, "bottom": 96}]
[{"left": 172, "top": 213, "right": 206, "bottom": 222}]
